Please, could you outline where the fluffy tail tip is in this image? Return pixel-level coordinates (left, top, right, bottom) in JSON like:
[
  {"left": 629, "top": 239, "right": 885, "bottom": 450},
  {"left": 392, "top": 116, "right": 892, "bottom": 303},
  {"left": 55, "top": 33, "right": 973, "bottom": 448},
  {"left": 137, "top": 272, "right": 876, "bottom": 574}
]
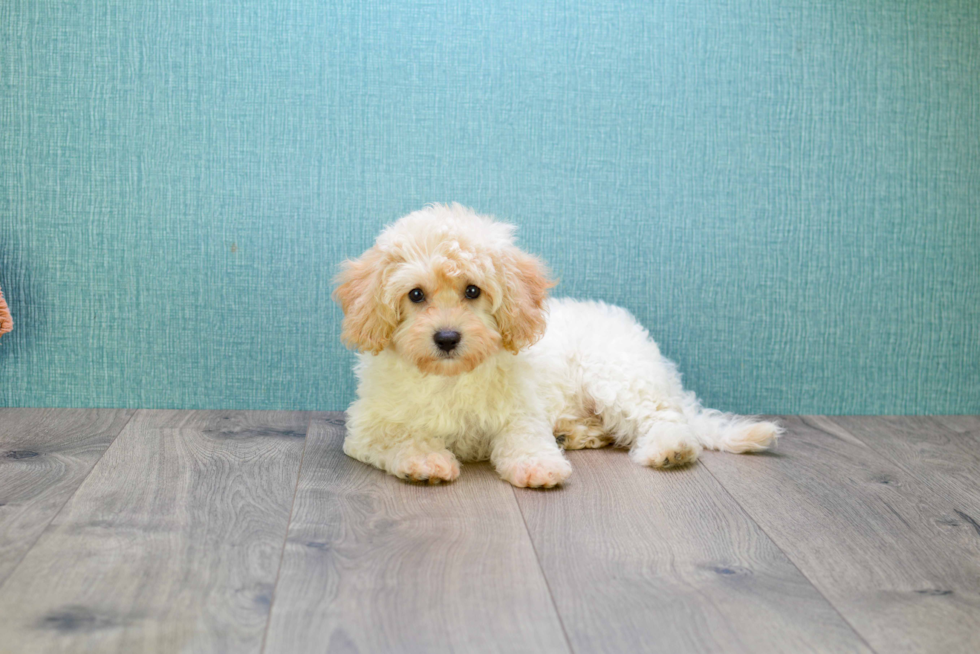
[{"left": 722, "top": 420, "right": 782, "bottom": 453}]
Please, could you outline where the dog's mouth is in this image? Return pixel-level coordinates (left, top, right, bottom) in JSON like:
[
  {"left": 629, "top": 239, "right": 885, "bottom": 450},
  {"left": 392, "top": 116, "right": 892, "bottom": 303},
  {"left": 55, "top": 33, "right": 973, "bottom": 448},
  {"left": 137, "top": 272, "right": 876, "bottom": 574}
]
[{"left": 414, "top": 345, "right": 491, "bottom": 377}]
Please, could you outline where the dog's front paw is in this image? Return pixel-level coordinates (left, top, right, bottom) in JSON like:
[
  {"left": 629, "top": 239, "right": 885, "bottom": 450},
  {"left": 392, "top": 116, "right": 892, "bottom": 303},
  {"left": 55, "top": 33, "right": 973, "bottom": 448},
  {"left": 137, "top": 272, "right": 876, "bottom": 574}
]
[
  {"left": 392, "top": 451, "right": 461, "bottom": 484},
  {"left": 498, "top": 456, "right": 572, "bottom": 489}
]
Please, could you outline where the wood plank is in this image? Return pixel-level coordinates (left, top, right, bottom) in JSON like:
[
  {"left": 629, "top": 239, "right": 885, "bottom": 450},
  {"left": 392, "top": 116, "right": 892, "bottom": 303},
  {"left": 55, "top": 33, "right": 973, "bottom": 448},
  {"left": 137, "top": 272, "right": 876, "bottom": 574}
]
[
  {"left": 701, "top": 416, "right": 980, "bottom": 654},
  {"left": 0, "top": 408, "right": 135, "bottom": 586},
  {"left": 930, "top": 415, "right": 980, "bottom": 437},
  {"left": 514, "top": 447, "right": 872, "bottom": 654},
  {"left": 824, "top": 416, "right": 980, "bottom": 516},
  {"left": 263, "top": 413, "right": 570, "bottom": 654},
  {"left": 0, "top": 409, "right": 309, "bottom": 654}
]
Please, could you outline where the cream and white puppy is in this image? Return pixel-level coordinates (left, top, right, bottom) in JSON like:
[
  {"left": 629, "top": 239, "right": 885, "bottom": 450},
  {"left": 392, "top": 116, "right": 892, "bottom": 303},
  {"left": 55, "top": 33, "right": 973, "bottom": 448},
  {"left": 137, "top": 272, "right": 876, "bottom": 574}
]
[{"left": 334, "top": 203, "right": 780, "bottom": 488}]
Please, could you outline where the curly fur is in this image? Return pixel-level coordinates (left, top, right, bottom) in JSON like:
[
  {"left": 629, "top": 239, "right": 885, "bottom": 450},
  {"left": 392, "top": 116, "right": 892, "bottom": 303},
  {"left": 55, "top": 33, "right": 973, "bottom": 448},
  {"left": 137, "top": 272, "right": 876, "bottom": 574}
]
[{"left": 334, "top": 203, "right": 781, "bottom": 488}]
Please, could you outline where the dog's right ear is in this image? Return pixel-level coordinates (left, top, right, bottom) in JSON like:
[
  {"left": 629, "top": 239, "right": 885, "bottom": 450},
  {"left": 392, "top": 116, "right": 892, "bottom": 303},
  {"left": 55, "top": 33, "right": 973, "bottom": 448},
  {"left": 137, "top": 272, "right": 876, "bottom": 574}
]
[{"left": 332, "top": 246, "right": 398, "bottom": 354}]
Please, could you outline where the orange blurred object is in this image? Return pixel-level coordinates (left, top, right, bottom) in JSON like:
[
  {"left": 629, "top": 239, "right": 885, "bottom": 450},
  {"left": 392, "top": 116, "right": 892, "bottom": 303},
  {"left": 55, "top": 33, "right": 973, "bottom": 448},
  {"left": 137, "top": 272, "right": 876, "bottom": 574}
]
[{"left": 0, "top": 283, "right": 11, "bottom": 337}]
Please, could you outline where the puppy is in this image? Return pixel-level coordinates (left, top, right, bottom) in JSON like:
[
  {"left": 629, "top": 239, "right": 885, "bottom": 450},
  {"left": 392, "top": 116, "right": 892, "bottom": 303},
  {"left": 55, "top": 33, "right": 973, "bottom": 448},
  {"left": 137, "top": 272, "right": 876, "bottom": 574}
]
[{"left": 334, "top": 203, "right": 780, "bottom": 488}]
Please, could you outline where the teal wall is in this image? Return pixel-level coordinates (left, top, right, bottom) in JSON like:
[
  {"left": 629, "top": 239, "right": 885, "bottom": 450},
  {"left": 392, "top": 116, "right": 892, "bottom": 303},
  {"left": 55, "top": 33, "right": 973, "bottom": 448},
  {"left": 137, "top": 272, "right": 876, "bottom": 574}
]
[{"left": 1, "top": 0, "right": 978, "bottom": 413}]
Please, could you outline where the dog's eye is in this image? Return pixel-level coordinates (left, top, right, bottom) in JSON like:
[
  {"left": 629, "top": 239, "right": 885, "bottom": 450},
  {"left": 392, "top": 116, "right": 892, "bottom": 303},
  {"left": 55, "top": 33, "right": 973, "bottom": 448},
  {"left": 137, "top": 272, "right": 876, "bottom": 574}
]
[
  {"left": 464, "top": 285, "right": 481, "bottom": 299},
  {"left": 408, "top": 288, "right": 425, "bottom": 303}
]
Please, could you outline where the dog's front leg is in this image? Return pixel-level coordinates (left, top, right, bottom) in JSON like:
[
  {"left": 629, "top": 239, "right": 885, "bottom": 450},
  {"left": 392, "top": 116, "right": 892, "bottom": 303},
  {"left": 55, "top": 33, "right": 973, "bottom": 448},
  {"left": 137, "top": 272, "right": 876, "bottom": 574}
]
[
  {"left": 343, "top": 432, "right": 460, "bottom": 485},
  {"left": 491, "top": 418, "right": 572, "bottom": 489}
]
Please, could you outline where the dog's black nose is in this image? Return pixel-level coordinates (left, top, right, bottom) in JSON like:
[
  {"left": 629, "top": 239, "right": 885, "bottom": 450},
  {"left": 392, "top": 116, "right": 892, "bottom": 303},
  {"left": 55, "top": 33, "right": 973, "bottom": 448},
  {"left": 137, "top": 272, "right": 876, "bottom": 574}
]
[{"left": 433, "top": 330, "right": 461, "bottom": 352}]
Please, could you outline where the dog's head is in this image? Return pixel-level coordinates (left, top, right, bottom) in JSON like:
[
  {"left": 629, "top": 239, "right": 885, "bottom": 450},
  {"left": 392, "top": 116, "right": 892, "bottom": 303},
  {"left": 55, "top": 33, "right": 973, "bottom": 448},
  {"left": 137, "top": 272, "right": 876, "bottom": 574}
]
[{"left": 333, "top": 204, "right": 554, "bottom": 375}]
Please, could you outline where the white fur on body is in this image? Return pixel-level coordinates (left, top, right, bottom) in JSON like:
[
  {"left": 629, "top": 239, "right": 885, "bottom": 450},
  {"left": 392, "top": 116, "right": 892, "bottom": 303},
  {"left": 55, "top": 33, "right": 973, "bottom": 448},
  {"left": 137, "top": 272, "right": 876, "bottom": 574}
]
[{"left": 344, "top": 297, "right": 781, "bottom": 487}]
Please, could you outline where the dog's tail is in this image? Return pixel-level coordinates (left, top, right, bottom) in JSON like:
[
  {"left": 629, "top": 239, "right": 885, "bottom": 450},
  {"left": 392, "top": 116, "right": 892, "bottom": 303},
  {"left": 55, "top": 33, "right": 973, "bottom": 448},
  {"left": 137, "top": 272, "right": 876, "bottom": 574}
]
[{"left": 679, "top": 391, "right": 782, "bottom": 453}]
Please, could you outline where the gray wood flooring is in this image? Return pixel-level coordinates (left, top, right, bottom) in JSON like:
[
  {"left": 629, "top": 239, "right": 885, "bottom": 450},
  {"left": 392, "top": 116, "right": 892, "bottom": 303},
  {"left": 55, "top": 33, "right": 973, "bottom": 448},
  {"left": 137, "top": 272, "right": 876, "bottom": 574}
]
[{"left": 0, "top": 410, "right": 978, "bottom": 653}]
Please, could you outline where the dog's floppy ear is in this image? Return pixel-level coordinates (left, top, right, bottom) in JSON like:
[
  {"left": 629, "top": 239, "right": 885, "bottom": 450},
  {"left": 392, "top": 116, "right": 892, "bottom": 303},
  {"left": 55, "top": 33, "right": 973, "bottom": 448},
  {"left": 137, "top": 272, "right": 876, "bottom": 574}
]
[
  {"left": 332, "top": 246, "right": 398, "bottom": 354},
  {"left": 494, "top": 247, "right": 555, "bottom": 354}
]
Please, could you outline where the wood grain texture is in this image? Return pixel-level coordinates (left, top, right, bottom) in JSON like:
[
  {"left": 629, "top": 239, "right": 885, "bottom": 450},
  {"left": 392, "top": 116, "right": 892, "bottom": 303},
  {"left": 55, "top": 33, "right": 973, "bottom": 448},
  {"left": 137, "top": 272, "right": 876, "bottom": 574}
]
[
  {"left": 0, "top": 408, "right": 134, "bottom": 586},
  {"left": 824, "top": 416, "right": 980, "bottom": 516},
  {"left": 514, "top": 447, "right": 871, "bottom": 654},
  {"left": 263, "top": 413, "right": 570, "bottom": 654},
  {"left": 701, "top": 416, "right": 980, "bottom": 654},
  {"left": 0, "top": 410, "right": 309, "bottom": 654},
  {"left": 931, "top": 415, "right": 980, "bottom": 437}
]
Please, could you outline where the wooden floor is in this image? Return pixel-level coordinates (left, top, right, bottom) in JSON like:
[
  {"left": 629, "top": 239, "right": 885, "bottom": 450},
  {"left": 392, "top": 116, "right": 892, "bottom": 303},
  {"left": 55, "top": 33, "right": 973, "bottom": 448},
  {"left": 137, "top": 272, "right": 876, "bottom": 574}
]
[{"left": 1, "top": 411, "right": 979, "bottom": 653}]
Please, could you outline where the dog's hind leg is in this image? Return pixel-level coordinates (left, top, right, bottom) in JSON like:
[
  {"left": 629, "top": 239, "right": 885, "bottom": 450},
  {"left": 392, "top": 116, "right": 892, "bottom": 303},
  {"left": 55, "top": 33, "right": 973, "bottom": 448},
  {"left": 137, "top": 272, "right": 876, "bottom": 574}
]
[
  {"left": 567, "top": 381, "right": 702, "bottom": 467},
  {"left": 626, "top": 410, "right": 702, "bottom": 468},
  {"left": 570, "top": 363, "right": 702, "bottom": 467},
  {"left": 563, "top": 377, "right": 702, "bottom": 467},
  {"left": 611, "top": 397, "right": 780, "bottom": 466},
  {"left": 553, "top": 399, "right": 613, "bottom": 450}
]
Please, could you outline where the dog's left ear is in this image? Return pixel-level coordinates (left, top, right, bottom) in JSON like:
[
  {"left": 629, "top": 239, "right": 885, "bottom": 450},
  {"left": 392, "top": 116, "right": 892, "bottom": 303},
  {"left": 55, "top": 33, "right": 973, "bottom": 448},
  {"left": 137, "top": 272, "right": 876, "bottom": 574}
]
[{"left": 493, "top": 247, "right": 555, "bottom": 354}]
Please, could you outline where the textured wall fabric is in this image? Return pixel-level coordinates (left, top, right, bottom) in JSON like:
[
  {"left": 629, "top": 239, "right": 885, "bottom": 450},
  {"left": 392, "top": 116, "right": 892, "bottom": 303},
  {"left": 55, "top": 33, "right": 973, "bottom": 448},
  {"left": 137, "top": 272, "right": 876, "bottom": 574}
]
[{"left": 1, "top": 1, "right": 978, "bottom": 413}]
